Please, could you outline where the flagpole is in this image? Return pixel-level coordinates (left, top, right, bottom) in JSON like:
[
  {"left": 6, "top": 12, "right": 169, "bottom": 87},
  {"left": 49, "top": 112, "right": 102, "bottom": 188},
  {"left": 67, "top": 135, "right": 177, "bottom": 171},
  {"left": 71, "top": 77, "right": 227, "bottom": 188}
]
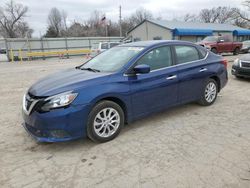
[
  {"left": 105, "top": 24, "right": 108, "bottom": 37},
  {"left": 119, "top": 5, "right": 122, "bottom": 37}
]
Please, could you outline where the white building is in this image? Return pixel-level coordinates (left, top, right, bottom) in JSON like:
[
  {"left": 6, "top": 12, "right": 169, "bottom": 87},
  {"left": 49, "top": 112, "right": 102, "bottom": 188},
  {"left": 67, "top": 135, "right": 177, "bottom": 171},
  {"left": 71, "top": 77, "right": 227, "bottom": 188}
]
[{"left": 126, "top": 19, "right": 250, "bottom": 42}]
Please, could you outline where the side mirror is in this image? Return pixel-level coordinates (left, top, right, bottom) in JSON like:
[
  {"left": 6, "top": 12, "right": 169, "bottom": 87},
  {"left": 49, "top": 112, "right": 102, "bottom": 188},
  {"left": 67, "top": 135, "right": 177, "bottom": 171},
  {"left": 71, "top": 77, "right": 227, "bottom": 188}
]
[
  {"left": 218, "top": 39, "right": 224, "bottom": 43},
  {"left": 133, "top": 64, "right": 150, "bottom": 74}
]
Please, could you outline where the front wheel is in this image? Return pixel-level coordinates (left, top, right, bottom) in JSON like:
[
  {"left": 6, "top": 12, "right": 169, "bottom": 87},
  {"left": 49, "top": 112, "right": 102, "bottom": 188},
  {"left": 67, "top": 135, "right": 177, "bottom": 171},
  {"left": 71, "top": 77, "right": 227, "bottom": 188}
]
[
  {"left": 87, "top": 100, "right": 124, "bottom": 143},
  {"left": 198, "top": 79, "right": 218, "bottom": 106},
  {"left": 233, "top": 47, "right": 240, "bottom": 55},
  {"left": 211, "top": 48, "right": 217, "bottom": 54}
]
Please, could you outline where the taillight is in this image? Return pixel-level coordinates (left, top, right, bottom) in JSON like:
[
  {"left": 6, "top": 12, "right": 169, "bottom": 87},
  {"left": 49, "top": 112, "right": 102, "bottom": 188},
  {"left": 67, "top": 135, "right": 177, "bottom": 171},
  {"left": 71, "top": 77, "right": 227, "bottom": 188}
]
[{"left": 221, "top": 59, "right": 228, "bottom": 68}]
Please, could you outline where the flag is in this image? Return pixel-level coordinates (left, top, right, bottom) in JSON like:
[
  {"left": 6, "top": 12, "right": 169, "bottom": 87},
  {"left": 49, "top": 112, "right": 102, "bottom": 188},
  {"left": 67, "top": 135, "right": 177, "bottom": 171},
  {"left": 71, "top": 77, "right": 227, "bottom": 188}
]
[{"left": 100, "top": 15, "right": 106, "bottom": 25}]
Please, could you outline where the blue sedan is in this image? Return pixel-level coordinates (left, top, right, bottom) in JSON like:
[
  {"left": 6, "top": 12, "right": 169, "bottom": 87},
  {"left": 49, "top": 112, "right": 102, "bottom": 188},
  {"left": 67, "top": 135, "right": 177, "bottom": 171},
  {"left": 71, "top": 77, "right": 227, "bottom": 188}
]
[{"left": 22, "top": 40, "right": 228, "bottom": 143}]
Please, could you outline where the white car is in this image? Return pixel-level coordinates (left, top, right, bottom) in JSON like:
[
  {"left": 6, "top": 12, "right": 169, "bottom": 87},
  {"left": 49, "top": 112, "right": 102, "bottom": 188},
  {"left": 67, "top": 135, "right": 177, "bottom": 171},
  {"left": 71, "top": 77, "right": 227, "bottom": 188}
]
[{"left": 90, "top": 42, "right": 120, "bottom": 58}]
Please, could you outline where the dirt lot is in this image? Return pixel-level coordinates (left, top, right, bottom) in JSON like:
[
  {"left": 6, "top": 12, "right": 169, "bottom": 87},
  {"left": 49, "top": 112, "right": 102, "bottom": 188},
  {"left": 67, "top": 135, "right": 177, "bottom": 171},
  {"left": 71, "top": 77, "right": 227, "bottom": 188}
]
[{"left": 0, "top": 55, "right": 250, "bottom": 188}]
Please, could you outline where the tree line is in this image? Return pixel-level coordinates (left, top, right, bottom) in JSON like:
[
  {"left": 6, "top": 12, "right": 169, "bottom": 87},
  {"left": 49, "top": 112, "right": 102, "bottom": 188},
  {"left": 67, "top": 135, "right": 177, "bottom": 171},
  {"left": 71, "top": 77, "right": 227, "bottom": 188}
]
[{"left": 1, "top": 0, "right": 250, "bottom": 38}]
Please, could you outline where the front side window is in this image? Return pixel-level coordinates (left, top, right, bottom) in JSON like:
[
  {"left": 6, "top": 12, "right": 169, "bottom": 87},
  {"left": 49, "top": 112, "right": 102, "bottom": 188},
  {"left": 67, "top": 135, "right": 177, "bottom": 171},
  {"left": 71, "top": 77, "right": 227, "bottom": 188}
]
[
  {"left": 136, "top": 46, "right": 172, "bottom": 71},
  {"left": 175, "top": 46, "right": 200, "bottom": 64},
  {"left": 81, "top": 46, "right": 144, "bottom": 72}
]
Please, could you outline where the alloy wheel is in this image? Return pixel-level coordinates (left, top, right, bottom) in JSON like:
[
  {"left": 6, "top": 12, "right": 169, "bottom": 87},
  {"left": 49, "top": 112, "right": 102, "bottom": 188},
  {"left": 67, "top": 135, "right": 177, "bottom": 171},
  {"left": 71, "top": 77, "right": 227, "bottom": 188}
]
[
  {"left": 205, "top": 82, "right": 217, "bottom": 103},
  {"left": 93, "top": 107, "right": 120, "bottom": 138}
]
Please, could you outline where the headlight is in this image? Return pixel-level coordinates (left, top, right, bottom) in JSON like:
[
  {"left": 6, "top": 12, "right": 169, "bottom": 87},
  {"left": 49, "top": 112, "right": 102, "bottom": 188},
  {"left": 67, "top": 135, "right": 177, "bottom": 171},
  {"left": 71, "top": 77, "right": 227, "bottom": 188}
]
[
  {"left": 41, "top": 91, "right": 78, "bottom": 111},
  {"left": 233, "top": 58, "right": 241, "bottom": 66}
]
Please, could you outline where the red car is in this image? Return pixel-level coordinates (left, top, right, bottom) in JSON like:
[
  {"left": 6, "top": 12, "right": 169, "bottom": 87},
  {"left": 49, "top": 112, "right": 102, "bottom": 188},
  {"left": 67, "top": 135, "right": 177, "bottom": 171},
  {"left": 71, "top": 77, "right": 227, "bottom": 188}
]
[{"left": 198, "top": 36, "right": 242, "bottom": 55}]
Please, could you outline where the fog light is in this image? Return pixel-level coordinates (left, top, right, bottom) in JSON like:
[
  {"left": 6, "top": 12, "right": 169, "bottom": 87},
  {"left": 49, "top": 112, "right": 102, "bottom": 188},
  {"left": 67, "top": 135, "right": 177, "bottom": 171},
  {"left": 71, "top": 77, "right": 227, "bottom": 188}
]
[{"left": 50, "top": 130, "right": 70, "bottom": 138}]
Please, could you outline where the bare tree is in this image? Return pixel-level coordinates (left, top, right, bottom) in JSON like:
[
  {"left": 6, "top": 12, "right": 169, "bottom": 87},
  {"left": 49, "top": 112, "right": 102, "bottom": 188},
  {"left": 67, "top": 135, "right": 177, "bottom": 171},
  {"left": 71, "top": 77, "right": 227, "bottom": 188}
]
[
  {"left": 15, "top": 22, "right": 33, "bottom": 38},
  {"left": 0, "top": 0, "right": 32, "bottom": 38},
  {"left": 86, "top": 10, "right": 107, "bottom": 36},
  {"left": 46, "top": 8, "right": 63, "bottom": 37},
  {"left": 199, "top": 7, "right": 235, "bottom": 24},
  {"left": 128, "top": 8, "right": 153, "bottom": 26},
  {"left": 233, "top": 1, "right": 250, "bottom": 23},
  {"left": 67, "top": 21, "right": 86, "bottom": 37},
  {"left": 183, "top": 13, "right": 197, "bottom": 22}
]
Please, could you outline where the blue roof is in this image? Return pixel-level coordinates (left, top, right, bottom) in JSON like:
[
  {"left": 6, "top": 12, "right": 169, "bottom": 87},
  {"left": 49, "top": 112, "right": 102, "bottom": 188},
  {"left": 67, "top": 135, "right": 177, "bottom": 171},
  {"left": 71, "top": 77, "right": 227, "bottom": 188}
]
[
  {"left": 233, "top": 30, "right": 250, "bottom": 36},
  {"left": 173, "top": 28, "right": 213, "bottom": 36}
]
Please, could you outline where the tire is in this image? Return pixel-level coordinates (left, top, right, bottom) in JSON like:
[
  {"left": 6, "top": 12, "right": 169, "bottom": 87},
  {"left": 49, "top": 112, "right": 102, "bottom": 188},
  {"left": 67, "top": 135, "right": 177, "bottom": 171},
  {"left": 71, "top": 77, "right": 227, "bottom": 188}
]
[
  {"left": 211, "top": 48, "right": 217, "bottom": 54},
  {"left": 87, "top": 100, "right": 124, "bottom": 143},
  {"left": 198, "top": 79, "right": 218, "bottom": 106},
  {"left": 233, "top": 47, "right": 240, "bottom": 55}
]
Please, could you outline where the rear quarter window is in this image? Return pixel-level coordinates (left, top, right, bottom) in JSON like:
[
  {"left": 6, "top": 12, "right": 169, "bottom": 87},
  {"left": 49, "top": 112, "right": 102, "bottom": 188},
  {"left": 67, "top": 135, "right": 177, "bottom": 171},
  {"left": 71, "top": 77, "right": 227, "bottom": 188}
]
[{"left": 197, "top": 46, "right": 208, "bottom": 58}]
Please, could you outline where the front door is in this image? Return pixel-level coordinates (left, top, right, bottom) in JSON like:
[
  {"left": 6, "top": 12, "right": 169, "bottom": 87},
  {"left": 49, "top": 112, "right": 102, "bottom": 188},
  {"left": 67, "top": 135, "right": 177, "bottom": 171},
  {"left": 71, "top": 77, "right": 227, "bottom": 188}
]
[{"left": 128, "top": 45, "right": 179, "bottom": 118}]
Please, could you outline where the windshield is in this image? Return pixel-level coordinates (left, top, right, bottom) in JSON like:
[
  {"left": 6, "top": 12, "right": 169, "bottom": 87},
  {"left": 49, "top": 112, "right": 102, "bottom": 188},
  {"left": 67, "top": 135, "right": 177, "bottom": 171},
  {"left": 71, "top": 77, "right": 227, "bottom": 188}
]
[
  {"left": 101, "top": 43, "right": 109, "bottom": 49},
  {"left": 202, "top": 36, "right": 218, "bottom": 42},
  {"left": 80, "top": 46, "right": 144, "bottom": 72}
]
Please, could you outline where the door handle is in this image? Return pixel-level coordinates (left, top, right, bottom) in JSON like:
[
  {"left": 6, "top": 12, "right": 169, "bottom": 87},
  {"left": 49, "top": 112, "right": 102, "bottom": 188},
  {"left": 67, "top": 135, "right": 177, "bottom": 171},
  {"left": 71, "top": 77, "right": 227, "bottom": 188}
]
[
  {"left": 166, "top": 75, "right": 177, "bottom": 80},
  {"left": 199, "top": 68, "right": 207, "bottom": 72}
]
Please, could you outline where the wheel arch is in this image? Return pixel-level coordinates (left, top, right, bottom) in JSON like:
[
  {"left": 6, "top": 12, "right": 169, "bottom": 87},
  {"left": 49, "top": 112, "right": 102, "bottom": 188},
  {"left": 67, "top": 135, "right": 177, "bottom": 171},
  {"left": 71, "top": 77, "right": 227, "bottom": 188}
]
[
  {"left": 94, "top": 96, "right": 128, "bottom": 123},
  {"left": 209, "top": 76, "right": 221, "bottom": 92}
]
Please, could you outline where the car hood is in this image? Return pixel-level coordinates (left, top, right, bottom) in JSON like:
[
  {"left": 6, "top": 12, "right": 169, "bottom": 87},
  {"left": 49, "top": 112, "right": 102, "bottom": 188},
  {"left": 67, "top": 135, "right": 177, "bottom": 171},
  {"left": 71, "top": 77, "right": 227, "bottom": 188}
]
[
  {"left": 28, "top": 68, "right": 110, "bottom": 96},
  {"left": 239, "top": 54, "right": 250, "bottom": 61},
  {"left": 198, "top": 41, "right": 216, "bottom": 46}
]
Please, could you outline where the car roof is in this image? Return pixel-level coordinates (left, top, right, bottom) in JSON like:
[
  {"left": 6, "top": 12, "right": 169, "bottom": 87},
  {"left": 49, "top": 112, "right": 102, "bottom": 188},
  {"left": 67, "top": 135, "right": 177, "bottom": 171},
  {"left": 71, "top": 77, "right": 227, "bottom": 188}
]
[{"left": 120, "top": 40, "right": 195, "bottom": 48}]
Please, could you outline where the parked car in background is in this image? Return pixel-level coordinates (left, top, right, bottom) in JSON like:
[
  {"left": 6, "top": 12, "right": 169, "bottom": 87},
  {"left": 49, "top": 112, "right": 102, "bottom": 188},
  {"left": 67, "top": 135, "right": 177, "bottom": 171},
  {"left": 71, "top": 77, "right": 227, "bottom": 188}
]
[
  {"left": 97, "top": 42, "right": 120, "bottom": 52},
  {"left": 232, "top": 54, "right": 250, "bottom": 78},
  {"left": 240, "top": 40, "right": 250, "bottom": 53},
  {"left": 198, "top": 36, "right": 242, "bottom": 55},
  {"left": 0, "top": 48, "right": 6, "bottom": 54},
  {"left": 22, "top": 40, "right": 228, "bottom": 143},
  {"left": 91, "top": 41, "right": 120, "bottom": 57}
]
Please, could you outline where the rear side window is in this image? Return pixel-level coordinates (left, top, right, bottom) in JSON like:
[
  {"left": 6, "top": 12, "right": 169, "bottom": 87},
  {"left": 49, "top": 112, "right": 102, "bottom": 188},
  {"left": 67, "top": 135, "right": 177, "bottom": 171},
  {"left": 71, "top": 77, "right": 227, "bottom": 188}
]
[
  {"left": 137, "top": 46, "right": 172, "bottom": 71},
  {"left": 174, "top": 46, "right": 200, "bottom": 64}
]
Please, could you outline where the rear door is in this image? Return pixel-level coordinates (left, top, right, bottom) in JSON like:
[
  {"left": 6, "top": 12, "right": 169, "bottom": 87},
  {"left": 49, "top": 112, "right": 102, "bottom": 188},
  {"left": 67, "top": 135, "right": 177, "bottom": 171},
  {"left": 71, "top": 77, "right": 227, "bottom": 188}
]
[
  {"left": 223, "top": 37, "right": 233, "bottom": 52},
  {"left": 129, "top": 45, "right": 179, "bottom": 117},
  {"left": 173, "top": 45, "right": 209, "bottom": 103}
]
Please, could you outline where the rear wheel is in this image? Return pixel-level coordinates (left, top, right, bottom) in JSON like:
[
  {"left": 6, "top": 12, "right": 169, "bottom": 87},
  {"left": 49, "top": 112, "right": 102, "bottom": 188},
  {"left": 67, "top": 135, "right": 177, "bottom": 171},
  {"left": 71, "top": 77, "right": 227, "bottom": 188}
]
[
  {"left": 87, "top": 100, "right": 124, "bottom": 143},
  {"left": 211, "top": 48, "right": 217, "bottom": 54},
  {"left": 198, "top": 79, "right": 218, "bottom": 106},
  {"left": 233, "top": 47, "right": 240, "bottom": 55}
]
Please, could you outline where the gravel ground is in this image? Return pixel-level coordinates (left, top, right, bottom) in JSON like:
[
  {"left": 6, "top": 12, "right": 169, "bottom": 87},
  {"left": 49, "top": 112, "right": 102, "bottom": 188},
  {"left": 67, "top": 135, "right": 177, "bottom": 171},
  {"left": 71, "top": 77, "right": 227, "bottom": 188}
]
[{"left": 0, "top": 55, "right": 250, "bottom": 188}]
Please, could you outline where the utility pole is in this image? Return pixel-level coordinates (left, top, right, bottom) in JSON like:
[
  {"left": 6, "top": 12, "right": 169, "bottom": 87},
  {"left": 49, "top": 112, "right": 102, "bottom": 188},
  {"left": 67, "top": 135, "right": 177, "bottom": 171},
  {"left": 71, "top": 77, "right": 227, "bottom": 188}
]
[{"left": 119, "top": 5, "right": 122, "bottom": 37}]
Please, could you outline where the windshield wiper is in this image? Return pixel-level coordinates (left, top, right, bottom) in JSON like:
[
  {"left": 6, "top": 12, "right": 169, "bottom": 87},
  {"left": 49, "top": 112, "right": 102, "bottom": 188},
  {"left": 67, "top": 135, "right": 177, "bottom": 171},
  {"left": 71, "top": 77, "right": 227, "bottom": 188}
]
[{"left": 79, "top": 67, "right": 100, "bottom": 72}]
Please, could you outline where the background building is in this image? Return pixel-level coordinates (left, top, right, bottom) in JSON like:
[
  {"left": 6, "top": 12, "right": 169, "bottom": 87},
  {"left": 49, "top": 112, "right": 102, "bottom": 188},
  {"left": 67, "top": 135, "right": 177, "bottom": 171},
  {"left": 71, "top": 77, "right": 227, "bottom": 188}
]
[{"left": 126, "top": 19, "right": 250, "bottom": 42}]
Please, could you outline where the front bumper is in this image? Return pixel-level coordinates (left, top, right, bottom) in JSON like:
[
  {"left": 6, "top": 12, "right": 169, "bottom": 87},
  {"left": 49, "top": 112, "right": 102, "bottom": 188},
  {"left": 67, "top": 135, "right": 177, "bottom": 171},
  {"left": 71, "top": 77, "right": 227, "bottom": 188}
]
[
  {"left": 232, "top": 65, "right": 250, "bottom": 78},
  {"left": 22, "top": 104, "right": 91, "bottom": 142},
  {"left": 240, "top": 48, "right": 249, "bottom": 53}
]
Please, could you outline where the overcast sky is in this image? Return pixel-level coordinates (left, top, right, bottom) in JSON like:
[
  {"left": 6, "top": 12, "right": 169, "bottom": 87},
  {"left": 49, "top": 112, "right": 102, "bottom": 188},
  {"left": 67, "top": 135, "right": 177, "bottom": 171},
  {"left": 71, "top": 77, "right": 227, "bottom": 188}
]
[{"left": 0, "top": 0, "right": 245, "bottom": 37}]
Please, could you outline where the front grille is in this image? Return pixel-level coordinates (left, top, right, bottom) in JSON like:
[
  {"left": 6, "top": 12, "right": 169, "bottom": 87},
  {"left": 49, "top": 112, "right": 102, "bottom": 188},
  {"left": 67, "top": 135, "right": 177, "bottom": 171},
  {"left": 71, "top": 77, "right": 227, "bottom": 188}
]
[
  {"left": 241, "top": 61, "right": 250, "bottom": 68},
  {"left": 24, "top": 93, "right": 46, "bottom": 115}
]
